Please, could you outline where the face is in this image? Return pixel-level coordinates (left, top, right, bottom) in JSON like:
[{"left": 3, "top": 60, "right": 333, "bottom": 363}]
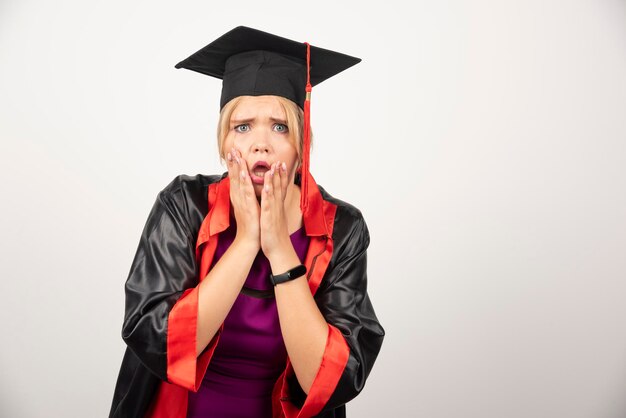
[{"left": 222, "top": 95, "right": 300, "bottom": 197}]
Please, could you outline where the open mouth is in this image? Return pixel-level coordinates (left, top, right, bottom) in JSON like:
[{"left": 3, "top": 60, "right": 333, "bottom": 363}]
[{"left": 250, "top": 161, "right": 270, "bottom": 184}]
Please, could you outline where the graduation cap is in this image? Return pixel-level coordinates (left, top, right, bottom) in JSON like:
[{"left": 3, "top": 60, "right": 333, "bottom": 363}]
[{"left": 174, "top": 26, "right": 361, "bottom": 215}]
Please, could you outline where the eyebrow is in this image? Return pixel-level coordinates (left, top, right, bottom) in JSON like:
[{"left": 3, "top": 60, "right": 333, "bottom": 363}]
[
  {"left": 230, "top": 118, "right": 253, "bottom": 125},
  {"left": 269, "top": 117, "right": 287, "bottom": 124},
  {"left": 230, "top": 117, "right": 287, "bottom": 125}
]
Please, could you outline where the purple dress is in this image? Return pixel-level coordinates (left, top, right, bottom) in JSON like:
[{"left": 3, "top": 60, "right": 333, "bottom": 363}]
[{"left": 186, "top": 217, "right": 310, "bottom": 418}]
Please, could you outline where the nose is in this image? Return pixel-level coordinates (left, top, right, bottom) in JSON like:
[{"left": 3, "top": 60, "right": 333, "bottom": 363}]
[
  {"left": 252, "top": 142, "right": 270, "bottom": 154},
  {"left": 250, "top": 130, "right": 271, "bottom": 154}
]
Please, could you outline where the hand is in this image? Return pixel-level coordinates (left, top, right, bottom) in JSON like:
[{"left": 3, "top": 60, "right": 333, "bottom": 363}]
[
  {"left": 260, "top": 161, "right": 291, "bottom": 260},
  {"left": 227, "top": 147, "right": 261, "bottom": 248}
]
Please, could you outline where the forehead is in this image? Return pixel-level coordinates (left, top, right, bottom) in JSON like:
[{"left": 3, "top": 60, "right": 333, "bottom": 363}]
[{"left": 231, "top": 95, "right": 286, "bottom": 120}]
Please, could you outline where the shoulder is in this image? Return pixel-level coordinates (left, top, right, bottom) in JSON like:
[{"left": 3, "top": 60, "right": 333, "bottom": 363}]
[
  {"left": 318, "top": 184, "right": 364, "bottom": 221},
  {"left": 317, "top": 183, "right": 370, "bottom": 249},
  {"left": 154, "top": 173, "right": 225, "bottom": 236},
  {"left": 159, "top": 173, "right": 223, "bottom": 198}
]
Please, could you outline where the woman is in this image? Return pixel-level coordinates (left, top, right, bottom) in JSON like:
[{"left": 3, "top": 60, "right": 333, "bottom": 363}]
[{"left": 109, "top": 26, "right": 385, "bottom": 418}]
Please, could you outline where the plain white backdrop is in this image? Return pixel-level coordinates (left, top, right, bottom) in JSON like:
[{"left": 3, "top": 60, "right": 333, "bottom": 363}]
[{"left": 1, "top": 0, "right": 626, "bottom": 417}]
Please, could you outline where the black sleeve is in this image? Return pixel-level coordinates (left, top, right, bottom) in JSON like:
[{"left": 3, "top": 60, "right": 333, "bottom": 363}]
[
  {"left": 313, "top": 214, "right": 386, "bottom": 413},
  {"left": 120, "top": 188, "right": 198, "bottom": 381}
]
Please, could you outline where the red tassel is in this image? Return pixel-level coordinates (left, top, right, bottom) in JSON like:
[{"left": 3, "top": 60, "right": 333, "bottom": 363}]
[{"left": 300, "top": 42, "right": 312, "bottom": 214}]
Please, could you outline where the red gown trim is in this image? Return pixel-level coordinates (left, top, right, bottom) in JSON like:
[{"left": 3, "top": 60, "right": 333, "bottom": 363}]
[{"left": 144, "top": 172, "right": 349, "bottom": 418}]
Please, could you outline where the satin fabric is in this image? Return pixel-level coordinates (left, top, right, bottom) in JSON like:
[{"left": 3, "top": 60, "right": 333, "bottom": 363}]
[
  {"left": 109, "top": 172, "right": 385, "bottom": 417},
  {"left": 186, "top": 221, "right": 310, "bottom": 417}
]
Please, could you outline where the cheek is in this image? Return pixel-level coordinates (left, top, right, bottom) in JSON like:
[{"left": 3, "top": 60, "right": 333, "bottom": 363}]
[
  {"left": 222, "top": 135, "right": 243, "bottom": 155},
  {"left": 281, "top": 152, "right": 300, "bottom": 175},
  {"left": 277, "top": 139, "right": 298, "bottom": 159}
]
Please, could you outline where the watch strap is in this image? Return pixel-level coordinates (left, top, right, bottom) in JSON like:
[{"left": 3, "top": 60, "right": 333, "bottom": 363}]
[{"left": 270, "top": 264, "right": 307, "bottom": 286}]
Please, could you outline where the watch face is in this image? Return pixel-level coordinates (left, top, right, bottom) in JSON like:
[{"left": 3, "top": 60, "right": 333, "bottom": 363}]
[
  {"left": 271, "top": 265, "right": 307, "bottom": 286},
  {"left": 292, "top": 265, "right": 306, "bottom": 279}
]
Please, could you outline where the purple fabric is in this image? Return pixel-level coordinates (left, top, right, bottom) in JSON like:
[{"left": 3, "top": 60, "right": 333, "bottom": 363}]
[{"left": 186, "top": 218, "right": 310, "bottom": 418}]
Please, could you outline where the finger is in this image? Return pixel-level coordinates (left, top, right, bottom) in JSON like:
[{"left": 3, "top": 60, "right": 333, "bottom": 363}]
[
  {"left": 263, "top": 163, "right": 275, "bottom": 199},
  {"left": 261, "top": 169, "right": 269, "bottom": 209},
  {"left": 238, "top": 151, "right": 260, "bottom": 209},
  {"left": 227, "top": 148, "right": 237, "bottom": 182},
  {"left": 280, "top": 161, "right": 289, "bottom": 198},
  {"left": 229, "top": 147, "right": 240, "bottom": 186},
  {"left": 272, "top": 160, "right": 282, "bottom": 202},
  {"left": 260, "top": 164, "right": 273, "bottom": 213},
  {"left": 236, "top": 149, "right": 251, "bottom": 199}
]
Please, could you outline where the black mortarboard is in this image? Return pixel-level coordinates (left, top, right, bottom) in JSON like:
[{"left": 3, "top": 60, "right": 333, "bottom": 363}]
[
  {"left": 174, "top": 26, "right": 361, "bottom": 109},
  {"left": 174, "top": 26, "right": 361, "bottom": 216}
]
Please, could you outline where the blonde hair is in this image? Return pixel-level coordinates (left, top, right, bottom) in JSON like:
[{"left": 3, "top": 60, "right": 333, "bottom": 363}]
[{"left": 217, "top": 96, "right": 313, "bottom": 169}]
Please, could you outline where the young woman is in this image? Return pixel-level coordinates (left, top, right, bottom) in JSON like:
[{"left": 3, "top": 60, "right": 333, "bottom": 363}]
[{"left": 109, "top": 26, "right": 385, "bottom": 418}]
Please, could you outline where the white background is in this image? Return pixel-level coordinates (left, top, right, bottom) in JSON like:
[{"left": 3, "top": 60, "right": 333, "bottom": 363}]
[{"left": 1, "top": 0, "right": 626, "bottom": 417}]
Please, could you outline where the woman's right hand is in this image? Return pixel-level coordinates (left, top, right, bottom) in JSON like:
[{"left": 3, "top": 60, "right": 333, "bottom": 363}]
[{"left": 227, "top": 147, "right": 261, "bottom": 249}]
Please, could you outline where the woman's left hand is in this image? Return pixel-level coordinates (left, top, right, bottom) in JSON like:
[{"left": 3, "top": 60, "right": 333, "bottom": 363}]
[{"left": 260, "top": 161, "right": 291, "bottom": 260}]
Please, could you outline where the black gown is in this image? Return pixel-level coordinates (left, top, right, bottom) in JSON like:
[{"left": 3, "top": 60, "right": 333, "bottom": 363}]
[{"left": 109, "top": 172, "right": 385, "bottom": 418}]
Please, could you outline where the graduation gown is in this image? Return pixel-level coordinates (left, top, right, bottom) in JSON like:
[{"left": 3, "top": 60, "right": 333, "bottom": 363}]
[{"left": 109, "top": 171, "right": 385, "bottom": 418}]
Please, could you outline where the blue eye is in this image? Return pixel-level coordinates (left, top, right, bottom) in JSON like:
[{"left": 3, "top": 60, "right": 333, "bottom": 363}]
[
  {"left": 234, "top": 124, "right": 250, "bottom": 133},
  {"left": 273, "top": 123, "right": 288, "bottom": 133}
]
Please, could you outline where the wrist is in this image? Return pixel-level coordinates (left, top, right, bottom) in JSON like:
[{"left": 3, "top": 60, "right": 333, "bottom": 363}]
[
  {"left": 270, "top": 264, "right": 307, "bottom": 286},
  {"left": 233, "top": 235, "right": 260, "bottom": 255},
  {"left": 268, "top": 244, "right": 301, "bottom": 276}
]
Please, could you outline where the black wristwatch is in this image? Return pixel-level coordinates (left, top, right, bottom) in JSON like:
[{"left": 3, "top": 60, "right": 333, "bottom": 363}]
[{"left": 270, "top": 264, "right": 307, "bottom": 286}]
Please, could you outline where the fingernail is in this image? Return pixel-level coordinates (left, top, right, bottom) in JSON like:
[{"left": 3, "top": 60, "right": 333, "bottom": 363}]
[
  {"left": 282, "top": 162, "right": 286, "bottom": 171},
  {"left": 227, "top": 153, "right": 232, "bottom": 161},
  {"left": 240, "top": 171, "right": 245, "bottom": 179},
  {"left": 264, "top": 184, "right": 269, "bottom": 192}
]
